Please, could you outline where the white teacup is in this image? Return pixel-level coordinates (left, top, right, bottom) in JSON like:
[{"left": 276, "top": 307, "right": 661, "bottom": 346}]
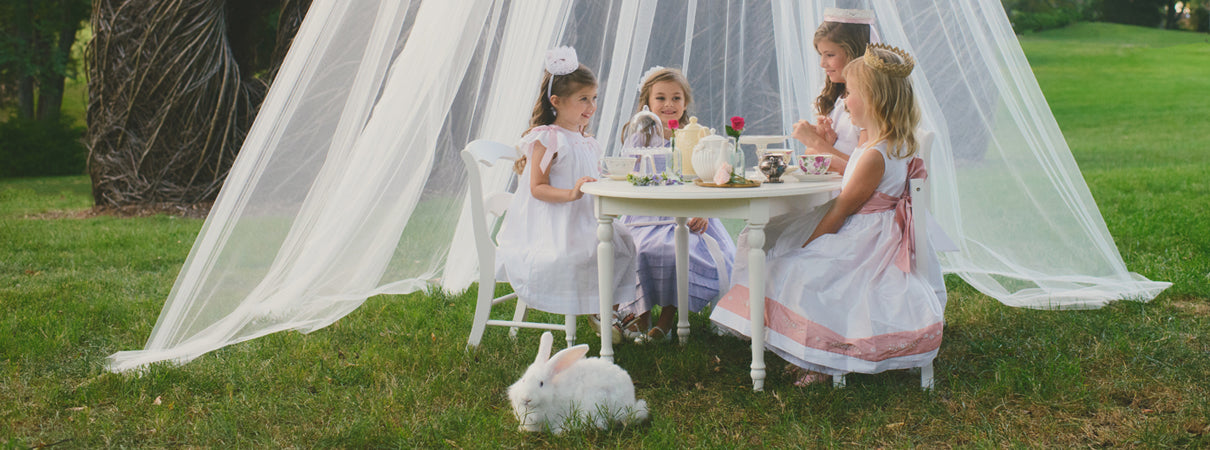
[
  {"left": 799, "top": 154, "right": 833, "bottom": 175},
  {"left": 601, "top": 156, "right": 638, "bottom": 178}
]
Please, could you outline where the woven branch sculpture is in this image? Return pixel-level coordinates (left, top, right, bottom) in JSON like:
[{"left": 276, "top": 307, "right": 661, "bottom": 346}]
[{"left": 86, "top": 0, "right": 310, "bottom": 207}]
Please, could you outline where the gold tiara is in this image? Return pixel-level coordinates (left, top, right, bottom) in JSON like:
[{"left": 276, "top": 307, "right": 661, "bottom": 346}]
[{"left": 863, "top": 43, "right": 914, "bottom": 78}]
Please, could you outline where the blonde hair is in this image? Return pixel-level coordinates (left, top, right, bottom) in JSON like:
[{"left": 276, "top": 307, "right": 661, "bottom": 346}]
[
  {"left": 813, "top": 21, "right": 871, "bottom": 117},
  {"left": 515, "top": 64, "right": 598, "bottom": 174},
  {"left": 842, "top": 46, "right": 919, "bottom": 159}
]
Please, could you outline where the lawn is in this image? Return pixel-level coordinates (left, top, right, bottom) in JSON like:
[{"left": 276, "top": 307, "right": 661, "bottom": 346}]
[{"left": 2, "top": 22, "right": 1208, "bottom": 447}]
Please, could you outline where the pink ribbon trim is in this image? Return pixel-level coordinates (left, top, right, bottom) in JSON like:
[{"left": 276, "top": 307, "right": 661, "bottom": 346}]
[
  {"left": 856, "top": 157, "right": 926, "bottom": 273},
  {"left": 715, "top": 285, "right": 942, "bottom": 362}
]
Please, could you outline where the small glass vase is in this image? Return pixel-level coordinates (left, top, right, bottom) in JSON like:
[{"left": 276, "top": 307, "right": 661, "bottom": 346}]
[{"left": 729, "top": 138, "right": 745, "bottom": 180}]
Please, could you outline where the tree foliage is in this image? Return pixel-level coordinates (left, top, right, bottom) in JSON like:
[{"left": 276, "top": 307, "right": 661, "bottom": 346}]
[
  {"left": 0, "top": 0, "right": 90, "bottom": 121},
  {"left": 1004, "top": 0, "right": 1097, "bottom": 32},
  {"left": 1100, "top": 0, "right": 1166, "bottom": 27},
  {"left": 86, "top": 0, "right": 310, "bottom": 206}
]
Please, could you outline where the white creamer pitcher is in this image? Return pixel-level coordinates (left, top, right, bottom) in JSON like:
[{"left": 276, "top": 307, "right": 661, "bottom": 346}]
[{"left": 691, "top": 131, "right": 736, "bottom": 180}]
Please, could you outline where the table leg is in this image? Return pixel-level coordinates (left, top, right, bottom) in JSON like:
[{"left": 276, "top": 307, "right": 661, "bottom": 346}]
[
  {"left": 597, "top": 215, "right": 616, "bottom": 362},
  {"left": 747, "top": 222, "right": 767, "bottom": 391},
  {"left": 675, "top": 217, "right": 690, "bottom": 343}
]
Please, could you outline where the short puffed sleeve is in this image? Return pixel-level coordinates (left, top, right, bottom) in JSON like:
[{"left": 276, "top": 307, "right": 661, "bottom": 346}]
[{"left": 517, "top": 125, "right": 563, "bottom": 172}]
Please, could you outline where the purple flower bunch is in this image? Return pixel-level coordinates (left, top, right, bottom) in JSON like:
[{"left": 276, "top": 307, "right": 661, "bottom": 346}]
[{"left": 627, "top": 171, "right": 683, "bottom": 187}]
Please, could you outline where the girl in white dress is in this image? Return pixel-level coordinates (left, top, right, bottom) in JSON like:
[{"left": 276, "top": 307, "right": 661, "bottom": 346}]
[
  {"left": 792, "top": 9, "right": 875, "bottom": 175},
  {"left": 496, "top": 47, "right": 637, "bottom": 316},
  {"left": 617, "top": 67, "right": 736, "bottom": 342},
  {"left": 710, "top": 44, "right": 947, "bottom": 386}
]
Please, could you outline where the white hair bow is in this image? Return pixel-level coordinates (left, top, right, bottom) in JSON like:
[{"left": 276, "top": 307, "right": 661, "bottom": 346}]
[{"left": 545, "top": 46, "right": 579, "bottom": 99}]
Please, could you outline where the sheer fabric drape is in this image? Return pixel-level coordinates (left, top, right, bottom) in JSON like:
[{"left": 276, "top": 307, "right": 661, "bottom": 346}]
[{"left": 107, "top": 0, "right": 1167, "bottom": 372}]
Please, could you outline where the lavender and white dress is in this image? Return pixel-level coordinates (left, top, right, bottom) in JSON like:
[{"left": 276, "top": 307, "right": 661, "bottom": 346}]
[
  {"left": 616, "top": 146, "right": 736, "bottom": 316},
  {"left": 495, "top": 125, "right": 637, "bottom": 315},
  {"left": 710, "top": 141, "right": 947, "bottom": 376}
]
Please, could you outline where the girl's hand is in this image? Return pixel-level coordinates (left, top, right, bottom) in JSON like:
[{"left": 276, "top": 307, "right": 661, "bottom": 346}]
[
  {"left": 792, "top": 120, "right": 823, "bottom": 148},
  {"left": 570, "top": 176, "right": 596, "bottom": 201},
  {"left": 687, "top": 217, "right": 708, "bottom": 233},
  {"left": 815, "top": 116, "right": 838, "bottom": 146}
]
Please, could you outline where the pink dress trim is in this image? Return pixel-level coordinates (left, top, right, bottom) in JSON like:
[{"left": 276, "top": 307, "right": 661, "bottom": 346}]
[{"left": 715, "top": 285, "right": 943, "bottom": 362}]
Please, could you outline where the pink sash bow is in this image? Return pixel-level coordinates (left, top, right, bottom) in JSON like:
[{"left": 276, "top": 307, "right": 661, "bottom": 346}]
[{"left": 856, "top": 157, "right": 926, "bottom": 273}]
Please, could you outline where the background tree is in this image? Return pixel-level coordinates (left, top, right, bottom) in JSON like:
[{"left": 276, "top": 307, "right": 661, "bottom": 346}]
[
  {"left": 1100, "top": 0, "right": 1166, "bottom": 27},
  {"left": 0, "top": 0, "right": 91, "bottom": 178},
  {"left": 86, "top": 0, "right": 310, "bottom": 206},
  {"left": 0, "top": 0, "right": 90, "bottom": 121}
]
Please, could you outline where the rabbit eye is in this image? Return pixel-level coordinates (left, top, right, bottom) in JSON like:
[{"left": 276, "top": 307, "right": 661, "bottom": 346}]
[{"left": 538, "top": 381, "right": 544, "bottom": 387}]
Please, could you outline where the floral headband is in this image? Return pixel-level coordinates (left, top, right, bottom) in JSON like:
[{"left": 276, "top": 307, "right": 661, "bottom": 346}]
[
  {"left": 544, "top": 46, "right": 579, "bottom": 100},
  {"left": 863, "top": 43, "right": 914, "bottom": 78},
  {"left": 823, "top": 7, "right": 881, "bottom": 43},
  {"left": 637, "top": 66, "right": 666, "bottom": 92}
]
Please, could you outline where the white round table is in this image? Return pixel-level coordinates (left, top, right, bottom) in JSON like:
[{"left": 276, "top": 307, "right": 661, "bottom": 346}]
[{"left": 581, "top": 177, "right": 842, "bottom": 391}]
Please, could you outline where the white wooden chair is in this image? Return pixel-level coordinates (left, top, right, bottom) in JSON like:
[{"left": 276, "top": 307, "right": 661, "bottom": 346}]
[
  {"left": 833, "top": 131, "right": 938, "bottom": 390},
  {"left": 461, "top": 139, "right": 578, "bottom": 349}
]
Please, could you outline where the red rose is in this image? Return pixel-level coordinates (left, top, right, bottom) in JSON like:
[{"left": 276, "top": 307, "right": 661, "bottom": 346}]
[
  {"left": 730, "top": 116, "right": 745, "bottom": 131},
  {"left": 668, "top": 119, "right": 680, "bottom": 130}
]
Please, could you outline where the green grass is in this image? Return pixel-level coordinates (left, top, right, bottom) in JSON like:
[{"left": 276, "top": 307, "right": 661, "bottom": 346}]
[
  {"left": 3, "top": 22, "right": 1209, "bottom": 447},
  {"left": 1020, "top": 22, "right": 1210, "bottom": 299}
]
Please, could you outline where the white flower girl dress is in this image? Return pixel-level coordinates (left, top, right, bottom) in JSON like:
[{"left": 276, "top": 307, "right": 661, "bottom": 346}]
[
  {"left": 496, "top": 125, "right": 638, "bottom": 315},
  {"left": 710, "top": 141, "right": 947, "bottom": 376}
]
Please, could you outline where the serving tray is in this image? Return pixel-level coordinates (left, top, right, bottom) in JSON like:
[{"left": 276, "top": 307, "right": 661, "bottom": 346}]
[{"left": 694, "top": 179, "right": 761, "bottom": 188}]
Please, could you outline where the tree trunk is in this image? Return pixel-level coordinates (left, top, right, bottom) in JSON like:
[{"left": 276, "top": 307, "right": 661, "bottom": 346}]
[
  {"left": 34, "top": 7, "right": 81, "bottom": 122},
  {"left": 14, "top": 0, "right": 36, "bottom": 120},
  {"left": 1166, "top": 0, "right": 1178, "bottom": 29},
  {"left": 17, "top": 76, "right": 35, "bottom": 120}
]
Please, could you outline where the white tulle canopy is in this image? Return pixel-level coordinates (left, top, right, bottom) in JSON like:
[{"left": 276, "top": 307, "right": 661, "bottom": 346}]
[{"left": 106, "top": 0, "right": 1169, "bottom": 372}]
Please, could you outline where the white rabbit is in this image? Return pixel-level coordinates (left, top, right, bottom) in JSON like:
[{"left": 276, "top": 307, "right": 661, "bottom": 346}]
[{"left": 508, "top": 332, "right": 649, "bottom": 434}]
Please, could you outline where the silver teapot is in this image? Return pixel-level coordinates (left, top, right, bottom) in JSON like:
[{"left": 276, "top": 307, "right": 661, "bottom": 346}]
[{"left": 758, "top": 151, "right": 789, "bottom": 183}]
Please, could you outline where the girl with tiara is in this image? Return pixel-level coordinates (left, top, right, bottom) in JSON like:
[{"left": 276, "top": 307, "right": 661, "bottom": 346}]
[
  {"left": 617, "top": 67, "right": 736, "bottom": 342},
  {"left": 495, "top": 47, "right": 638, "bottom": 325},
  {"left": 791, "top": 7, "right": 876, "bottom": 175},
  {"left": 710, "top": 45, "right": 947, "bottom": 386}
]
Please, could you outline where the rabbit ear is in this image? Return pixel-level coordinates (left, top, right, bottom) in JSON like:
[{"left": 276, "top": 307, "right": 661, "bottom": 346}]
[
  {"left": 535, "top": 332, "right": 554, "bottom": 364},
  {"left": 547, "top": 344, "right": 590, "bottom": 378}
]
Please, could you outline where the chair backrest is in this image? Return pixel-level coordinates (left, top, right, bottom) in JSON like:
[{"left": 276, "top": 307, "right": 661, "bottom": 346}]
[
  {"left": 460, "top": 140, "right": 518, "bottom": 276},
  {"left": 910, "top": 131, "right": 934, "bottom": 278}
]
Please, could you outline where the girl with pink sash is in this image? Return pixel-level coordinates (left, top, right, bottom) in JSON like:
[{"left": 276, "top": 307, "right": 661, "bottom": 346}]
[{"left": 709, "top": 44, "right": 946, "bottom": 385}]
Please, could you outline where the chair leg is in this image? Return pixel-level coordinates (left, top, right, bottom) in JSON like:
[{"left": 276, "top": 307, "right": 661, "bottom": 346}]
[
  {"left": 833, "top": 374, "right": 846, "bottom": 388},
  {"left": 509, "top": 300, "right": 529, "bottom": 338},
  {"left": 920, "top": 363, "right": 935, "bottom": 390},
  {"left": 467, "top": 281, "right": 494, "bottom": 347},
  {"left": 564, "top": 315, "right": 577, "bottom": 347}
]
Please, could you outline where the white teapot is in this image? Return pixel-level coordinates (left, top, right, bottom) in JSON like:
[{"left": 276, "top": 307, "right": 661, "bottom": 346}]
[{"left": 691, "top": 130, "right": 736, "bottom": 181}]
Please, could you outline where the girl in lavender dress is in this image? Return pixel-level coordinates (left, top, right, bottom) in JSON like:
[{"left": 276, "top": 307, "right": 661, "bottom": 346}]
[{"left": 617, "top": 67, "right": 736, "bottom": 342}]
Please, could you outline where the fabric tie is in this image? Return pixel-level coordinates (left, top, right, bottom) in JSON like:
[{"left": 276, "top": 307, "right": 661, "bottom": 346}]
[{"left": 857, "top": 157, "right": 926, "bottom": 272}]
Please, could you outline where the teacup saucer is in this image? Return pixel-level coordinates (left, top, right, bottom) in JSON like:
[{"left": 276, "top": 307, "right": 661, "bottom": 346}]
[
  {"left": 792, "top": 172, "right": 842, "bottom": 182},
  {"left": 607, "top": 174, "right": 629, "bottom": 181}
]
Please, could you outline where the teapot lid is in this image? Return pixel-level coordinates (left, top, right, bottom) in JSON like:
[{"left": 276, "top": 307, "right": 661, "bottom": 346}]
[
  {"left": 698, "top": 129, "right": 727, "bottom": 142},
  {"left": 680, "top": 116, "right": 704, "bottom": 131}
]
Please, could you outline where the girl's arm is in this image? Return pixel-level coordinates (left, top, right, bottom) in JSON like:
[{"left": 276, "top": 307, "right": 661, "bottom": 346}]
[
  {"left": 792, "top": 119, "right": 850, "bottom": 174},
  {"left": 802, "top": 147, "right": 884, "bottom": 247},
  {"left": 529, "top": 141, "right": 595, "bottom": 203}
]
